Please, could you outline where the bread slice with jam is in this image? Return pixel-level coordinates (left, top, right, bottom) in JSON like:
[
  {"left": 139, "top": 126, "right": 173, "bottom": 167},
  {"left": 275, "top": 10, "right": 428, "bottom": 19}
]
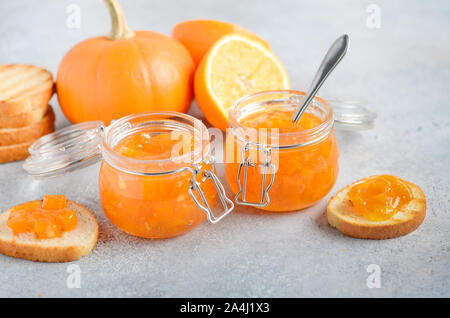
[
  {"left": 327, "top": 175, "right": 426, "bottom": 239},
  {"left": 0, "top": 200, "right": 98, "bottom": 262}
]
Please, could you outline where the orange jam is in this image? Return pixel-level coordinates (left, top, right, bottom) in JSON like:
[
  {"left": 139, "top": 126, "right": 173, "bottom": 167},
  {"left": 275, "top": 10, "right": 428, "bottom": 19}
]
[
  {"left": 240, "top": 109, "right": 322, "bottom": 133},
  {"left": 225, "top": 107, "right": 338, "bottom": 212},
  {"left": 113, "top": 131, "right": 195, "bottom": 160},
  {"left": 7, "top": 195, "right": 77, "bottom": 239},
  {"left": 99, "top": 130, "right": 217, "bottom": 239},
  {"left": 348, "top": 175, "right": 413, "bottom": 221}
]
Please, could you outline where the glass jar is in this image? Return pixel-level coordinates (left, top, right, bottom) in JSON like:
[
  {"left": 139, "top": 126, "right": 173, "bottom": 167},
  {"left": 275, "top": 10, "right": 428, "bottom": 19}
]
[
  {"left": 23, "top": 112, "right": 234, "bottom": 239},
  {"left": 225, "top": 90, "right": 339, "bottom": 212}
]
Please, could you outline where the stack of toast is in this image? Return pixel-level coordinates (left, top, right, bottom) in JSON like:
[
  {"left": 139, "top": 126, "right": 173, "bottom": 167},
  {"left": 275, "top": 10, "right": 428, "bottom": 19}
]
[{"left": 0, "top": 64, "right": 55, "bottom": 163}]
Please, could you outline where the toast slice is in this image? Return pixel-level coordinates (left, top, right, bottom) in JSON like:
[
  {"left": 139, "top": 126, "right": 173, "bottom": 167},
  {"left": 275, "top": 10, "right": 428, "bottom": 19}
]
[
  {"left": 0, "top": 200, "right": 98, "bottom": 262},
  {"left": 0, "top": 140, "right": 34, "bottom": 163},
  {"left": 0, "top": 103, "right": 47, "bottom": 129},
  {"left": 327, "top": 175, "right": 426, "bottom": 239},
  {"left": 0, "top": 105, "right": 54, "bottom": 146},
  {"left": 0, "top": 64, "right": 54, "bottom": 116}
]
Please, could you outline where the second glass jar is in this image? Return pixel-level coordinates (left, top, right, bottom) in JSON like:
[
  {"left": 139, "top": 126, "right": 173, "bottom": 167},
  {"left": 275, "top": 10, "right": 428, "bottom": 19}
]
[{"left": 225, "top": 90, "right": 339, "bottom": 212}]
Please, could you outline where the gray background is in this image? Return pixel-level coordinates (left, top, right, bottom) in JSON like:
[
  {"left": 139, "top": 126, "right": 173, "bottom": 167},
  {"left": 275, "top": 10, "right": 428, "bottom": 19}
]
[{"left": 0, "top": 0, "right": 449, "bottom": 297}]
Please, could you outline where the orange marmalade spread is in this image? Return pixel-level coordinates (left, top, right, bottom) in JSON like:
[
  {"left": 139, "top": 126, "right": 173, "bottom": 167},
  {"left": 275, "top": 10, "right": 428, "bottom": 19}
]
[
  {"left": 99, "top": 130, "right": 217, "bottom": 239},
  {"left": 239, "top": 108, "right": 322, "bottom": 133},
  {"left": 114, "top": 131, "right": 195, "bottom": 160},
  {"left": 225, "top": 108, "right": 339, "bottom": 211},
  {"left": 348, "top": 175, "right": 413, "bottom": 221},
  {"left": 7, "top": 195, "right": 77, "bottom": 239}
]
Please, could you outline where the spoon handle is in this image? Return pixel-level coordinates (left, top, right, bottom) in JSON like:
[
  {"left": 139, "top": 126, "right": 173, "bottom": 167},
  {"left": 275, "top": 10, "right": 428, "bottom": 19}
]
[{"left": 292, "top": 34, "right": 349, "bottom": 123}]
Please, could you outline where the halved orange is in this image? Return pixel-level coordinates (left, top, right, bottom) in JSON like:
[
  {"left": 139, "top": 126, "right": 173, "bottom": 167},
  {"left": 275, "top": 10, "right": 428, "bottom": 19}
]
[
  {"left": 172, "top": 19, "right": 270, "bottom": 65},
  {"left": 194, "top": 33, "right": 290, "bottom": 131}
]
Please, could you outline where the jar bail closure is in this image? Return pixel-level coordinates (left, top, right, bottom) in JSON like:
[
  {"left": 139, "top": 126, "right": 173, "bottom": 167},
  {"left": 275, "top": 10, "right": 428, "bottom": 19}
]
[
  {"left": 235, "top": 141, "right": 276, "bottom": 207},
  {"left": 187, "top": 158, "right": 234, "bottom": 223}
]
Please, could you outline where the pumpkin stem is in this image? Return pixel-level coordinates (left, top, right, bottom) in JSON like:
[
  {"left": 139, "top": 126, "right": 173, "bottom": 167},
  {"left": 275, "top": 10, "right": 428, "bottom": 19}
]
[{"left": 104, "top": 0, "right": 135, "bottom": 40}]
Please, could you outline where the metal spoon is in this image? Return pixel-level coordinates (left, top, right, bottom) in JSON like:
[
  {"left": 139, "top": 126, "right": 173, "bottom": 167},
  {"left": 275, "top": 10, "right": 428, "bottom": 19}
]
[{"left": 292, "top": 34, "right": 349, "bottom": 123}]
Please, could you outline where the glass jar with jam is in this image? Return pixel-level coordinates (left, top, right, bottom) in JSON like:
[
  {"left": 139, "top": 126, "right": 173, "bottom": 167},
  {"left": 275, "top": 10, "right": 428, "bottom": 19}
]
[
  {"left": 23, "top": 112, "right": 234, "bottom": 239},
  {"left": 225, "top": 90, "right": 339, "bottom": 211}
]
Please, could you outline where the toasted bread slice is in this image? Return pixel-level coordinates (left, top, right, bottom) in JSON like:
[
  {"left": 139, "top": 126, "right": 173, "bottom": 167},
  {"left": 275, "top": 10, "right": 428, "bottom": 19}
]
[
  {"left": 0, "top": 103, "right": 47, "bottom": 129},
  {"left": 327, "top": 175, "right": 426, "bottom": 239},
  {"left": 0, "top": 105, "right": 54, "bottom": 146},
  {"left": 0, "top": 200, "right": 98, "bottom": 262},
  {"left": 0, "top": 140, "right": 34, "bottom": 163},
  {"left": 0, "top": 64, "right": 54, "bottom": 116}
]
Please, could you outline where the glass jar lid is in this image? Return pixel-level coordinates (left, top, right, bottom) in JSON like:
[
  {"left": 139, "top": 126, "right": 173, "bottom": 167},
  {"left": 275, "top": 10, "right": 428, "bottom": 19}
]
[
  {"left": 326, "top": 97, "right": 376, "bottom": 130},
  {"left": 23, "top": 121, "right": 104, "bottom": 177}
]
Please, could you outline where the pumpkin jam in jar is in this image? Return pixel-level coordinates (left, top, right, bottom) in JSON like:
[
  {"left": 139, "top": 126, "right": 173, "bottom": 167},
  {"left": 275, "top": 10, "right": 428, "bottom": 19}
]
[
  {"left": 7, "top": 195, "right": 77, "bottom": 239},
  {"left": 347, "top": 175, "right": 413, "bottom": 221},
  {"left": 225, "top": 90, "right": 339, "bottom": 211},
  {"left": 99, "top": 113, "right": 217, "bottom": 239}
]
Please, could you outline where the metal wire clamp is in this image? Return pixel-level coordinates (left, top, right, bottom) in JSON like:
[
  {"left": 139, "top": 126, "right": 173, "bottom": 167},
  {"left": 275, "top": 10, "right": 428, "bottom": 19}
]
[
  {"left": 188, "top": 159, "right": 234, "bottom": 224},
  {"left": 235, "top": 142, "right": 275, "bottom": 207}
]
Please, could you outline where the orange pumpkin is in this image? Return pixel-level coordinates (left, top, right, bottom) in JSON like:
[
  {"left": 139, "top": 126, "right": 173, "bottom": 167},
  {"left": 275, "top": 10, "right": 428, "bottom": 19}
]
[{"left": 56, "top": 0, "right": 195, "bottom": 124}]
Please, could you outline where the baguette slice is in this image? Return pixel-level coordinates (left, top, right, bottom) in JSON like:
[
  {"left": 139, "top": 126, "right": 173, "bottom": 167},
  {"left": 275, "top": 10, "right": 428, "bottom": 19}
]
[
  {"left": 0, "top": 103, "right": 47, "bottom": 129},
  {"left": 0, "top": 200, "right": 98, "bottom": 262},
  {"left": 0, "top": 105, "right": 54, "bottom": 146},
  {"left": 327, "top": 175, "right": 426, "bottom": 239},
  {"left": 0, "top": 140, "right": 34, "bottom": 163},
  {"left": 0, "top": 64, "right": 54, "bottom": 116}
]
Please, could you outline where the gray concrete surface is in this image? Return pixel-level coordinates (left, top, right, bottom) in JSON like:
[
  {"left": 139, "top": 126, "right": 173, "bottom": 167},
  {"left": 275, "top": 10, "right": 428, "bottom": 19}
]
[{"left": 0, "top": 0, "right": 449, "bottom": 297}]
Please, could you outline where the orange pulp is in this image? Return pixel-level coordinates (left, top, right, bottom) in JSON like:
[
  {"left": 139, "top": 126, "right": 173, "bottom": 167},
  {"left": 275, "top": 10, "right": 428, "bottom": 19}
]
[
  {"left": 240, "top": 109, "right": 322, "bottom": 133},
  {"left": 99, "top": 131, "right": 217, "bottom": 239},
  {"left": 113, "top": 131, "right": 195, "bottom": 161},
  {"left": 7, "top": 195, "right": 77, "bottom": 239},
  {"left": 348, "top": 175, "right": 413, "bottom": 221},
  {"left": 225, "top": 108, "right": 339, "bottom": 211}
]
